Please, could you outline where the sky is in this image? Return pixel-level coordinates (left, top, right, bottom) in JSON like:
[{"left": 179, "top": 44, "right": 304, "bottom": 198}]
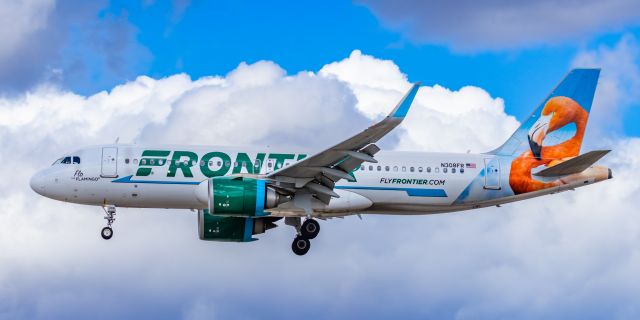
[{"left": 1, "top": 0, "right": 640, "bottom": 319}]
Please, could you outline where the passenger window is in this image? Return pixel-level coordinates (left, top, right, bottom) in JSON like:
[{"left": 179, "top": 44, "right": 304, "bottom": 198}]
[
  {"left": 73, "top": 156, "right": 81, "bottom": 164},
  {"left": 369, "top": 165, "right": 373, "bottom": 171},
  {"left": 410, "top": 167, "right": 414, "bottom": 172},
  {"left": 200, "top": 160, "right": 205, "bottom": 166},
  {"left": 360, "top": 165, "right": 364, "bottom": 171},
  {"left": 385, "top": 166, "right": 389, "bottom": 171},
  {"left": 435, "top": 167, "right": 440, "bottom": 173},
  {"left": 418, "top": 167, "right": 423, "bottom": 172},
  {"left": 427, "top": 167, "right": 431, "bottom": 173},
  {"left": 393, "top": 166, "right": 398, "bottom": 172},
  {"left": 141, "top": 159, "right": 147, "bottom": 165},
  {"left": 402, "top": 166, "right": 406, "bottom": 172},
  {"left": 267, "top": 162, "right": 273, "bottom": 168},
  {"left": 255, "top": 160, "right": 261, "bottom": 168},
  {"left": 377, "top": 166, "right": 381, "bottom": 171},
  {"left": 452, "top": 168, "right": 456, "bottom": 173},
  {"left": 443, "top": 168, "right": 448, "bottom": 173},
  {"left": 125, "top": 158, "right": 130, "bottom": 164},
  {"left": 225, "top": 161, "right": 231, "bottom": 167},
  {"left": 134, "top": 159, "right": 138, "bottom": 164},
  {"left": 61, "top": 157, "right": 71, "bottom": 164},
  {"left": 460, "top": 168, "right": 465, "bottom": 174}
]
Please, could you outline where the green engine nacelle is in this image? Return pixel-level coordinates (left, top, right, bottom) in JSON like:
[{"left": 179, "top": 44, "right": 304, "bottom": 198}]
[
  {"left": 197, "top": 209, "right": 278, "bottom": 242},
  {"left": 207, "top": 176, "right": 280, "bottom": 217}
]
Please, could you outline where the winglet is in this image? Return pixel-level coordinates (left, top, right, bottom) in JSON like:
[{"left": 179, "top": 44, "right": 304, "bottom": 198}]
[{"left": 390, "top": 82, "right": 421, "bottom": 118}]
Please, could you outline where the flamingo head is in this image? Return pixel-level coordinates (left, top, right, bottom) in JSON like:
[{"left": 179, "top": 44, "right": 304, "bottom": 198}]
[
  {"left": 528, "top": 112, "right": 552, "bottom": 160},
  {"left": 527, "top": 96, "right": 586, "bottom": 160}
]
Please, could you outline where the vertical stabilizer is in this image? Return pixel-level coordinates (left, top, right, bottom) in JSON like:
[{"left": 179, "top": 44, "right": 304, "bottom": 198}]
[{"left": 489, "top": 69, "right": 600, "bottom": 159}]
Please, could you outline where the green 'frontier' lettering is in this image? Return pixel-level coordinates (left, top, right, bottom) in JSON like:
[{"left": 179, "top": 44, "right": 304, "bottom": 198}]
[
  {"left": 167, "top": 151, "right": 198, "bottom": 178},
  {"left": 268, "top": 153, "right": 295, "bottom": 170},
  {"left": 233, "top": 152, "right": 266, "bottom": 174},
  {"left": 136, "top": 150, "right": 170, "bottom": 176},
  {"left": 201, "top": 152, "right": 231, "bottom": 177}
]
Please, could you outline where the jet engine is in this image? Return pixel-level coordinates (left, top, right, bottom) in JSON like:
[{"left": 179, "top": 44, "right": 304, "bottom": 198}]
[
  {"left": 195, "top": 176, "right": 285, "bottom": 217},
  {"left": 197, "top": 209, "right": 280, "bottom": 242}
]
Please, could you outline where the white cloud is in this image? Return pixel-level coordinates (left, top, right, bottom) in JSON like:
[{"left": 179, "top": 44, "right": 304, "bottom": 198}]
[
  {"left": 359, "top": 0, "right": 640, "bottom": 51},
  {"left": 572, "top": 34, "right": 640, "bottom": 138},
  {"left": 320, "top": 50, "right": 519, "bottom": 152},
  {"left": 0, "top": 51, "right": 638, "bottom": 318}
]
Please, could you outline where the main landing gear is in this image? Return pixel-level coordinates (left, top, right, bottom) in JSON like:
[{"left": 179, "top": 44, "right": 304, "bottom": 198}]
[
  {"left": 287, "top": 217, "right": 321, "bottom": 256},
  {"left": 101, "top": 205, "right": 116, "bottom": 240}
]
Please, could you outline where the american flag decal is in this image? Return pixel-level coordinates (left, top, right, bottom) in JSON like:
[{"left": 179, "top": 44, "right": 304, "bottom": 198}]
[{"left": 466, "top": 163, "right": 476, "bottom": 169}]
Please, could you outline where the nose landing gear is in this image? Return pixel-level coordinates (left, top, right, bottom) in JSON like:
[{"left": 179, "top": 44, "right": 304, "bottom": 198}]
[
  {"left": 101, "top": 226, "right": 113, "bottom": 240},
  {"left": 101, "top": 205, "right": 116, "bottom": 240},
  {"left": 286, "top": 217, "right": 320, "bottom": 256}
]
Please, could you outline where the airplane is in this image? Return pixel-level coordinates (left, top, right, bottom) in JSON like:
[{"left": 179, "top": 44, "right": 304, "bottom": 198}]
[{"left": 30, "top": 69, "right": 612, "bottom": 255}]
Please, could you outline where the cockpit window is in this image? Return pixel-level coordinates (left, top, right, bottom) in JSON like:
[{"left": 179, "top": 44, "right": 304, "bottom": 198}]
[{"left": 55, "top": 156, "right": 80, "bottom": 165}]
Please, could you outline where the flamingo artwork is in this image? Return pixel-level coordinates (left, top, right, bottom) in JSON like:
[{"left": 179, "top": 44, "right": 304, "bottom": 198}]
[{"left": 509, "top": 96, "right": 597, "bottom": 194}]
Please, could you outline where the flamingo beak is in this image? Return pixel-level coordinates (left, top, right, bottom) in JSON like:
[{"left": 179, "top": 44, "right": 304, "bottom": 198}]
[{"left": 528, "top": 113, "right": 551, "bottom": 160}]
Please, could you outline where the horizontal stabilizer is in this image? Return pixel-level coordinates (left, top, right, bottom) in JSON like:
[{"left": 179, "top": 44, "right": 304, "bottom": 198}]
[{"left": 533, "top": 150, "right": 610, "bottom": 177}]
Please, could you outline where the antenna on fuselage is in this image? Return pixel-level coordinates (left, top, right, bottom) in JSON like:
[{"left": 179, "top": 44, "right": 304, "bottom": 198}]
[{"left": 115, "top": 137, "right": 120, "bottom": 144}]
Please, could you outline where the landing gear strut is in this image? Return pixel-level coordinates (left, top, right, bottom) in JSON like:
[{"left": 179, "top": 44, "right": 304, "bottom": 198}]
[
  {"left": 286, "top": 217, "right": 320, "bottom": 256},
  {"left": 101, "top": 205, "right": 116, "bottom": 240}
]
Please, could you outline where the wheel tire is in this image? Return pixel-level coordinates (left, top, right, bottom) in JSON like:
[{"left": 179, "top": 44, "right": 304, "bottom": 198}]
[
  {"left": 300, "top": 219, "right": 320, "bottom": 239},
  {"left": 291, "top": 236, "right": 311, "bottom": 256},
  {"left": 101, "top": 226, "right": 113, "bottom": 240}
]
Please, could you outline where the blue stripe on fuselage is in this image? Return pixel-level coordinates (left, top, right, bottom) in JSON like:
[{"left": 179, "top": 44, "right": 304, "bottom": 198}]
[
  {"left": 111, "top": 175, "right": 200, "bottom": 185},
  {"left": 335, "top": 186, "right": 447, "bottom": 197}
]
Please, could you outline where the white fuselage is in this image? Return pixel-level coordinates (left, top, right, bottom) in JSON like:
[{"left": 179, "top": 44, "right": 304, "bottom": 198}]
[{"left": 30, "top": 144, "right": 608, "bottom": 217}]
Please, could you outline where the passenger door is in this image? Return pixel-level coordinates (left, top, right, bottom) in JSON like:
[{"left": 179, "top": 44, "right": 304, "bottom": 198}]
[
  {"left": 101, "top": 147, "right": 118, "bottom": 178},
  {"left": 483, "top": 158, "right": 501, "bottom": 190}
]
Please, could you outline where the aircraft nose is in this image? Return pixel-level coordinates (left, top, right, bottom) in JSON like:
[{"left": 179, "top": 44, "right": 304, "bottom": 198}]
[{"left": 30, "top": 171, "right": 47, "bottom": 195}]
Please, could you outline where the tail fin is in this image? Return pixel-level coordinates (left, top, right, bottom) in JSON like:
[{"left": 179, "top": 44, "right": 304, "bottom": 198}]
[{"left": 489, "top": 69, "right": 600, "bottom": 159}]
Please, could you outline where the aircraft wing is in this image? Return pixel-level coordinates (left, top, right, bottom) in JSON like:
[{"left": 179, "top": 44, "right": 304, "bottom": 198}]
[{"left": 265, "top": 82, "right": 421, "bottom": 204}]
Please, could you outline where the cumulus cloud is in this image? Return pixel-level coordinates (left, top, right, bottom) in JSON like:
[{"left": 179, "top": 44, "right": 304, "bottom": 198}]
[
  {"left": 358, "top": 0, "right": 640, "bottom": 51},
  {"left": 320, "top": 50, "right": 519, "bottom": 152},
  {"left": 0, "top": 51, "right": 638, "bottom": 318},
  {"left": 0, "top": 0, "right": 150, "bottom": 94},
  {"left": 572, "top": 34, "right": 640, "bottom": 138}
]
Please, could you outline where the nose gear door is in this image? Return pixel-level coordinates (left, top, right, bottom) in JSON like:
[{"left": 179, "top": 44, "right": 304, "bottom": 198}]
[
  {"left": 101, "top": 147, "right": 118, "bottom": 178},
  {"left": 483, "top": 158, "right": 501, "bottom": 190}
]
